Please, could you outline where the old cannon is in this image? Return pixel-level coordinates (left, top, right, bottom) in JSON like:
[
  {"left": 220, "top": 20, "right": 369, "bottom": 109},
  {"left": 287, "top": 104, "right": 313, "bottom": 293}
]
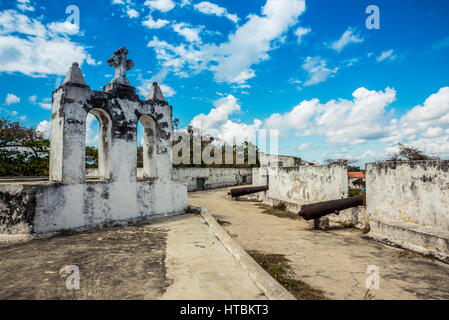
[
  {"left": 298, "top": 195, "right": 363, "bottom": 221},
  {"left": 229, "top": 185, "right": 269, "bottom": 198}
]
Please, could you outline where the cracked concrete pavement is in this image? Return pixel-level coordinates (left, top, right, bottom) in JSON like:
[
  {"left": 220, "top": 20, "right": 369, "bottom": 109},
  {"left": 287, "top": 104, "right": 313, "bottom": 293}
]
[
  {"left": 0, "top": 214, "right": 266, "bottom": 300},
  {"left": 188, "top": 187, "right": 449, "bottom": 300}
]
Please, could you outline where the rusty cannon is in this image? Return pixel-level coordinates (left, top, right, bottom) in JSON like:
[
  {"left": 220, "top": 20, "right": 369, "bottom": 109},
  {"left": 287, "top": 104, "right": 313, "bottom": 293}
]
[
  {"left": 298, "top": 195, "right": 363, "bottom": 221},
  {"left": 229, "top": 185, "right": 269, "bottom": 198}
]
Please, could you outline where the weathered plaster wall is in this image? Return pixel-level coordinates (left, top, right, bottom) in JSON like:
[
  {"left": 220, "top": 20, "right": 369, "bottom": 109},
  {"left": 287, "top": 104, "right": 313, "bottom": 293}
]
[
  {"left": 88, "top": 167, "right": 252, "bottom": 191},
  {"left": 366, "top": 161, "right": 449, "bottom": 261},
  {"left": 173, "top": 168, "right": 252, "bottom": 191},
  {"left": 252, "top": 165, "right": 348, "bottom": 213},
  {"left": 0, "top": 73, "right": 187, "bottom": 239}
]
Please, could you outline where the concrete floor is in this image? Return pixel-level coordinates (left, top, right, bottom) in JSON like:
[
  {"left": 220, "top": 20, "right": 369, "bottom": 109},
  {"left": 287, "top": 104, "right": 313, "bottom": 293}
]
[
  {"left": 189, "top": 187, "right": 449, "bottom": 300},
  {"left": 0, "top": 214, "right": 265, "bottom": 300}
]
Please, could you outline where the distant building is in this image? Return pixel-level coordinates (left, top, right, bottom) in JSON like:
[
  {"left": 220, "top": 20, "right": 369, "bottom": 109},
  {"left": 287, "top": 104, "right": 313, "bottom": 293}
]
[
  {"left": 301, "top": 160, "right": 319, "bottom": 166},
  {"left": 348, "top": 172, "right": 366, "bottom": 189},
  {"left": 259, "top": 152, "right": 302, "bottom": 168}
]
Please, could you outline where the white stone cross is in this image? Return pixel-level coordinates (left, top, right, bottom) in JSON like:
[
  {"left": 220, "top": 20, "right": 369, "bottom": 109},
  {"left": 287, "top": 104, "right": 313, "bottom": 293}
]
[{"left": 107, "top": 46, "right": 134, "bottom": 86}]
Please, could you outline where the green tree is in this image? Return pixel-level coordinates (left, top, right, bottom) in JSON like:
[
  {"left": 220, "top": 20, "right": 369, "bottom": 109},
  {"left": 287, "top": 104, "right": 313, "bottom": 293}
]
[{"left": 0, "top": 118, "right": 50, "bottom": 176}]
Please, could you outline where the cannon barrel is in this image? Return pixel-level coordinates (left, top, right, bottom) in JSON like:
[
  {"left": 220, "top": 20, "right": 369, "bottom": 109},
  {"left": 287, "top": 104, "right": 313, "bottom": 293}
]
[
  {"left": 298, "top": 195, "right": 363, "bottom": 220},
  {"left": 229, "top": 185, "right": 268, "bottom": 198}
]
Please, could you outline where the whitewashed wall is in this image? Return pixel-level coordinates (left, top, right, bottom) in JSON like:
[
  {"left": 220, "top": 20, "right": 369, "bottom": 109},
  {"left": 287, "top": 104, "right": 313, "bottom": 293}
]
[
  {"left": 252, "top": 165, "right": 348, "bottom": 213},
  {"left": 366, "top": 161, "right": 449, "bottom": 261},
  {"left": 173, "top": 167, "right": 252, "bottom": 191},
  {"left": 88, "top": 167, "right": 253, "bottom": 191}
]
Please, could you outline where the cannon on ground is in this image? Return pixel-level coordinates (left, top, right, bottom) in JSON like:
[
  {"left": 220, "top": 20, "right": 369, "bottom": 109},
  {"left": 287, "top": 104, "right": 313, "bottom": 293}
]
[
  {"left": 298, "top": 195, "right": 363, "bottom": 221},
  {"left": 228, "top": 185, "right": 269, "bottom": 198}
]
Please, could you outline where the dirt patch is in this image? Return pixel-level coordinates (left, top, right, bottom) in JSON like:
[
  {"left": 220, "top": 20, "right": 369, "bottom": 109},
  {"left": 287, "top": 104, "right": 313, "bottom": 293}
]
[
  {"left": 247, "top": 250, "right": 327, "bottom": 300},
  {"left": 0, "top": 222, "right": 171, "bottom": 300},
  {"left": 256, "top": 204, "right": 300, "bottom": 220},
  {"left": 396, "top": 249, "right": 437, "bottom": 262}
]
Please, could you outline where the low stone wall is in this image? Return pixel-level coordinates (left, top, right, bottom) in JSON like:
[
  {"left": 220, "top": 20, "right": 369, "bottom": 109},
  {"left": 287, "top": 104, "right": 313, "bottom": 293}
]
[
  {"left": 0, "top": 179, "right": 187, "bottom": 239},
  {"left": 173, "top": 167, "right": 252, "bottom": 191},
  {"left": 366, "top": 161, "right": 449, "bottom": 262},
  {"left": 252, "top": 165, "right": 348, "bottom": 214}
]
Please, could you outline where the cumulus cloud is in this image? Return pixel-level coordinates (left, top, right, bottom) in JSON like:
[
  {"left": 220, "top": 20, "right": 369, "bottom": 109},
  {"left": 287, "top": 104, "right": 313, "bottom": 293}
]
[
  {"left": 126, "top": 8, "right": 140, "bottom": 18},
  {"left": 190, "top": 94, "right": 262, "bottom": 144},
  {"left": 0, "top": 10, "right": 97, "bottom": 77},
  {"left": 137, "top": 79, "right": 176, "bottom": 98},
  {"left": 38, "top": 103, "right": 51, "bottom": 110},
  {"left": 194, "top": 1, "right": 239, "bottom": 24},
  {"left": 330, "top": 27, "right": 363, "bottom": 52},
  {"left": 16, "top": 0, "right": 35, "bottom": 12},
  {"left": 147, "top": 0, "right": 306, "bottom": 84},
  {"left": 172, "top": 23, "right": 202, "bottom": 43},
  {"left": 36, "top": 120, "right": 51, "bottom": 138},
  {"left": 5, "top": 93, "right": 20, "bottom": 105},
  {"left": 144, "top": 0, "right": 175, "bottom": 12},
  {"left": 265, "top": 87, "right": 397, "bottom": 144},
  {"left": 376, "top": 49, "right": 396, "bottom": 62},
  {"left": 302, "top": 57, "right": 338, "bottom": 86},
  {"left": 142, "top": 16, "right": 169, "bottom": 29},
  {"left": 294, "top": 26, "right": 310, "bottom": 44}
]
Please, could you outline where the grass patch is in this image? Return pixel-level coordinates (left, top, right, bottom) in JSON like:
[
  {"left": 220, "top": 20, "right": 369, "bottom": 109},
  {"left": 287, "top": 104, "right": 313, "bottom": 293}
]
[
  {"left": 247, "top": 250, "right": 327, "bottom": 300},
  {"left": 256, "top": 204, "right": 300, "bottom": 220}
]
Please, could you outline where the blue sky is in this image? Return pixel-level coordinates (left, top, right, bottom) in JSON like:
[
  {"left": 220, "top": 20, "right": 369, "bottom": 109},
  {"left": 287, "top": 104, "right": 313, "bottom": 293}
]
[{"left": 1, "top": 0, "right": 449, "bottom": 166}]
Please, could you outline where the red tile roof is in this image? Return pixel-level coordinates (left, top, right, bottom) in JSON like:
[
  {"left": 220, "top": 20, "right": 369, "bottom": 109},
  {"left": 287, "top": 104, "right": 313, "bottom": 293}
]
[{"left": 348, "top": 172, "right": 365, "bottom": 178}]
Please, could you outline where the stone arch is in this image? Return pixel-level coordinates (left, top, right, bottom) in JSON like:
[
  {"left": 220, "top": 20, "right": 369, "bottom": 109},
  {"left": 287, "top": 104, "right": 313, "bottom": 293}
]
[
  {"left": 88, "top": 108, "right": 113, "bottom": 180},
  {"left": 139, "top": 114, "right": 158, "bottom": 179}
]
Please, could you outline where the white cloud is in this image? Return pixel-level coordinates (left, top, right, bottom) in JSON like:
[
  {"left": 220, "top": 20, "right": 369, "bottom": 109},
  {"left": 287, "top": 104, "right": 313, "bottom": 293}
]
[
  {"left": 47, "top": 21, "right": 81, "bottom": 36},
  {"left": 330, "top": 28, "right": 363, "bottom": 52},
  {"left": 190, "top": 94, "right": 262, "bottom": 144},
  {"left": 144, "top": 0, "right": 175, "bottom": 12},
  {"left": 297, "top": 142, "right": 310, "bottom": 151},
  {"left": 11, "top": 110, "right": 18, "bottom": 116},
  {"left": 147, "top": 0, "right": 307, "bottom": 84},
  {"left": 0, "top": 10, "right": 97, "bottom": 77},
  {"left": 28, "top": 95, "right": 37, "bottom": 103},
  {"left": 172, "top": 23, "right": 202, "bottom": 43},
  {"left": 194, "top": 1, "right": 239, "bottom": 24},
  {"left": 137, "top": 79, "right": 176, "bottom": 98},
  {"left": 38, "top": 103, "right": 51, "bottom": 110},
  {"left": 376, "top": 49, "right": 396, "bottom": 62},
  {"left": 422, "top": 127, "right": 444, "bottom": 139},
  {"left": 265, "top": 87, "right": 397, "bottom": 144},
  {"left": 294, "top": 26, "right": 310, "bottom": 43},
  {"left": 17, "top": 0, "right": 35, "bottom": 12},
  {"left": 180, "top": 0, "right": 191, "bottom": 7},
  {"left": 36, "top": 120, "right": 51, "bottom": 138},
  {"left": 211, "top": 0, "right": 306, "bottom": 83},
  {"left": 5, "top": 93, "right": 20, "bottom": 105},
  {"left": 401, "top": 87, "right": 449, "bottom": 125},
  {"left": 126, "top": 8, "right": 140, "bottom": 18},
  {"left": 302, "top": 56, "right": 338, "bottom": 86},
  {"left": 142, "top": 16, "right": 169, "bottom": 29}
]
